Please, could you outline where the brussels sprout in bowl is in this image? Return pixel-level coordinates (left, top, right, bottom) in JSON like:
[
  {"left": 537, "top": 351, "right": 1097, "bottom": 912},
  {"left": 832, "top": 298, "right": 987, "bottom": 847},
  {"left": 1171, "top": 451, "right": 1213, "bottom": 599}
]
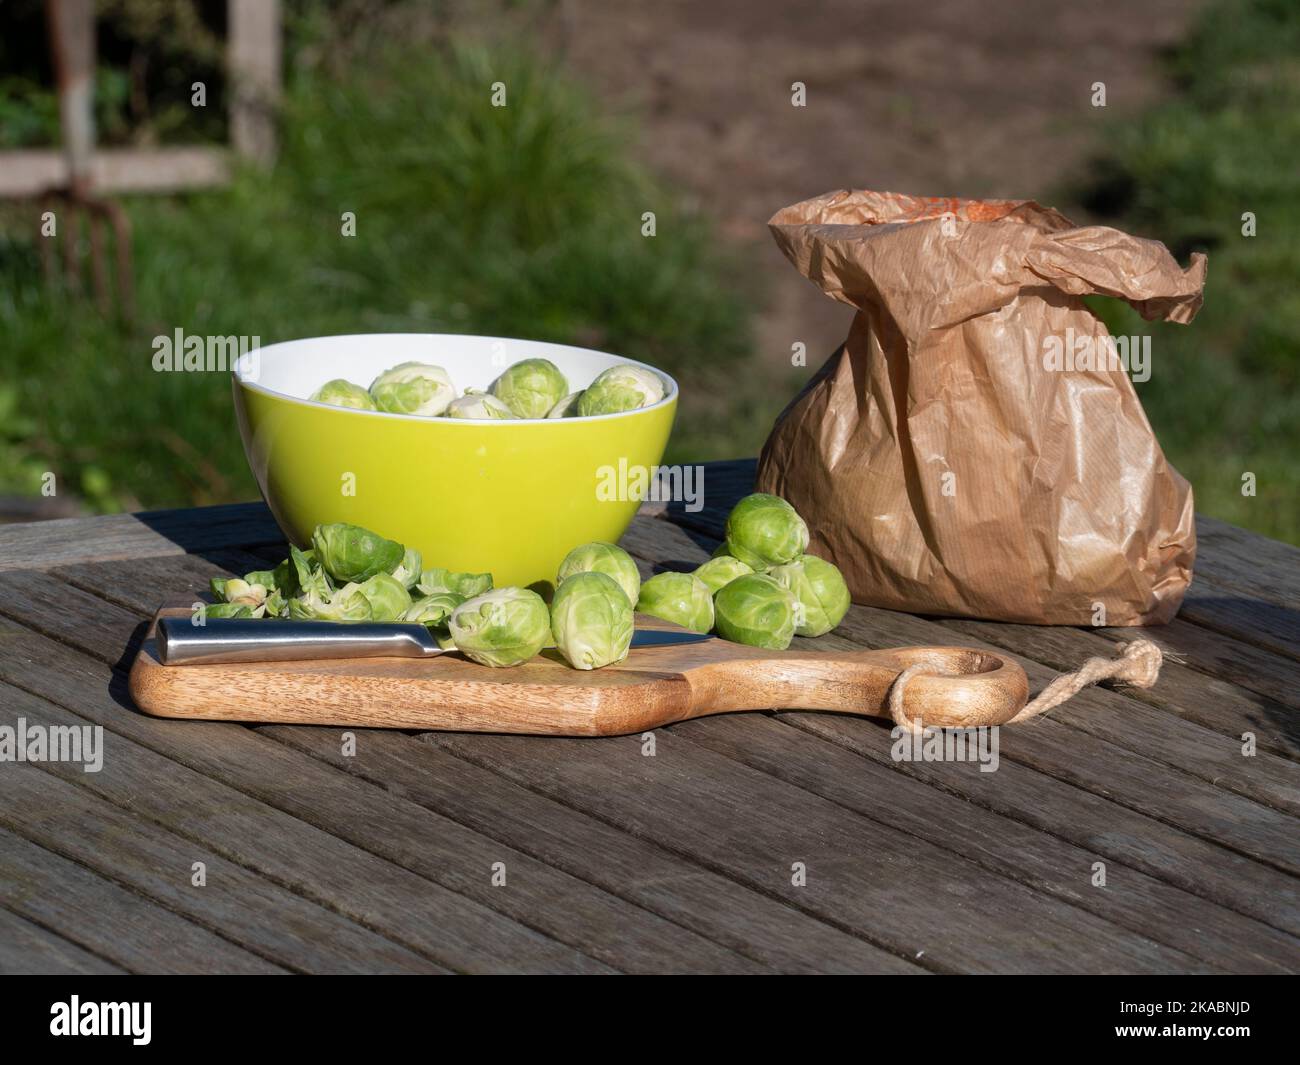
[{"left": 232, "top": 334, "right": 678, "bottom": 591}]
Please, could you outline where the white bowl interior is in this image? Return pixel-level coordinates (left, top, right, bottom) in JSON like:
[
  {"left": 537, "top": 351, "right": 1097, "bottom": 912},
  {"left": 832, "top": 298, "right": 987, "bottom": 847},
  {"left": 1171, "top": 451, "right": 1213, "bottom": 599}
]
[{"left": 236, "top": 333, "right": 677, "bottom": 420}]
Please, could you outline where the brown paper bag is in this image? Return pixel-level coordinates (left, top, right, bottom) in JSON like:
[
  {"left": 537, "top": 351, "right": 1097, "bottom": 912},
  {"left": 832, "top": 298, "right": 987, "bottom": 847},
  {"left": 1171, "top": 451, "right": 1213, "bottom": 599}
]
[{"left": 756, "top": 189, "right": 1206, "bottom": 625}]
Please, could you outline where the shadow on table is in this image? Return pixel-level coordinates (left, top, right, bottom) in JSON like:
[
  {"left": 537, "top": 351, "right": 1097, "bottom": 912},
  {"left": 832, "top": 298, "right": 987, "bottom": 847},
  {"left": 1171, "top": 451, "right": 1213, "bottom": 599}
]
[
  {"left": 108, "top": 619, "right": 150, "bottom": 715},
  {"left": 646, "top": 502, "right": 724, "bottom": 576},
  {"left": 1168, "top": 592, "right": 1300, "bottom": 757},
  {"left": 132, "top": 502, "right": 286, "bottom": 562}
]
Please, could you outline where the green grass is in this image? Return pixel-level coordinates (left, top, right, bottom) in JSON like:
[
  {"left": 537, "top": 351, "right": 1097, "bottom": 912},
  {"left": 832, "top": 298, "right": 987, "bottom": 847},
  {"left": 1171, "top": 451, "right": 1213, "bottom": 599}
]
[
  {"left": 1076, "top": 0, "right": 1299, "bottom": 543},
  {"left": 0, "top": 38, "right": 751, "bottom": 509}
]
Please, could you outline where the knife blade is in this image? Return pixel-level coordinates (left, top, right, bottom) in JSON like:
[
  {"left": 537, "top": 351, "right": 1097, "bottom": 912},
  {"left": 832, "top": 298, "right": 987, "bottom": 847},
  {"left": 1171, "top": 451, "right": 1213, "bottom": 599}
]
[{"left": 156, "top": 616, "right": 713, "bottom": 666}]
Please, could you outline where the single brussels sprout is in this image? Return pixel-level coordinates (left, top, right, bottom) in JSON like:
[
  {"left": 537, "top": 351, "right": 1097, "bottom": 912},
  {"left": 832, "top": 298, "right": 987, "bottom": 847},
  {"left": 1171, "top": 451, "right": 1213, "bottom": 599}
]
[
  {"left": 203, "top": 602, "right": 255, "bottom": 620},
  {"left": 724, "top": 493, "right": 809, "bottom": 570},
  {"left": 635, "top": 571, "right": 714, "bottom": 634},
  {"left": 577, "top": 365, "right": 666, "bottom": 417},
  {"left": 311, "top": 522, "right": 405, "bottom": 583},
  {"left": 692, "top": 555, "right": 754, "bottom": 594},
  {"left": 713, "top": 573, "right": 803, "bottom": 650},
  {"left": 449, "top": 588, "right": 551, "bottom": 667},
  {"left": 391, "top": 547, "right": 423, "bottom": 590},
  {"left": 367, "top": 362, "right": 455, "bottom": 417},
  {"left": 357, "top": 572, "right": 412, "bottom": 622},
  {"left": 287, "top": 582, "right": 373, "bottom": 622},
  {"left": 417, "top": 567, "right": 494, "bottom": 599},
  {"left": 768, "top": 554, "right": 852, "bottom": 637},
  {"left": 404, "top": 591, "right": 464, "bottom": 628},
  {"left": 547, "top": 391, "right": 583, "bottom": 418},
  {"left": 489, "top": 358, "right": 569, "bottom": 419},
  {"left": 445, "top": 392, "right": 515, "bottom": 419},
  {"left": 556, "top": 542, "right": 639, "bottom": 607},
  {"left": 310, "top": 379, "right": 377, "bottom": 410},
  {"left": 550, "top": 572, "right": 635, "bottom": 670}
]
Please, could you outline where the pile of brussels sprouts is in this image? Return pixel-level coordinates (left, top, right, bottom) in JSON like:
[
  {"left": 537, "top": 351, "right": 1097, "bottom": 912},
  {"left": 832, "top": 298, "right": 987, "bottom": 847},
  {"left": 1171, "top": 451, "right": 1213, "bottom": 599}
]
[
  {"left": 637, "top": 492, "right": 851, "bottom": 649},
  {"left": 546, "top": 496, "right": 850, "bottom": 659},
  {"left": 309, "top": 357, "right": 666, "bottom": 420},
  {"left": 205, "top": 494, "right": 848, "bottom": 669}
]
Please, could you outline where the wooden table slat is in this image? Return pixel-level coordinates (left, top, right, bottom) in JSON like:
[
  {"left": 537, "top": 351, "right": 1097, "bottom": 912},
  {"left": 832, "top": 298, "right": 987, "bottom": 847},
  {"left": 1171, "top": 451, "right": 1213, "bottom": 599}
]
[
  {"left": 426, "top": 729, "right": 1207, "bottom": 973},
  {"left": 0, "top": 676, "right": 605, "bottom": 974},
  {"left": 0, "top": 763, "right": 440, "bottom": 974},
  {"left": 780, "top": 707, "right": 1300, "bottom": 937},
  {"left": 0, "top": 907, "right": 124, "bottom": 975},
  {"left": 1175, "top": 581, "right": 1300, "bottom": 663},
  {"left": 1194, "top": 514, "right": 1300, "bottom": 605},
  {"left": 0, "top": 503, "right": 284, "bottom": 572},
  {"left": 1101, "top": 616, "right": 1300, "bottom": 712},
  {"left": 670, "top": 713, "right": 1299, "bottom": 971},
  {"left": 0, "top": 826, "right": 284, "bottom": 974},
  {"left": 265, "top": 724, "right": 920, "bottom": 974}
]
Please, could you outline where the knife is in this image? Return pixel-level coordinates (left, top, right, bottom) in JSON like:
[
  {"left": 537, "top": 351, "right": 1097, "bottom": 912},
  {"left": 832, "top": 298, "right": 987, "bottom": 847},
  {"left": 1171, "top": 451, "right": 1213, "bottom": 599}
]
[{"left": 156, "top": 616, "right": 713, "bottom": 666}]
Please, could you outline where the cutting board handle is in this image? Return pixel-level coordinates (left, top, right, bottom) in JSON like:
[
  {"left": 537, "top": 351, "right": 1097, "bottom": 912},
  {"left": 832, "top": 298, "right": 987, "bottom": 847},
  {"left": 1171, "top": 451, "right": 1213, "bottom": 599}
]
[{"left": 682, "top": 645, "right": 1030, "bottom": 730}]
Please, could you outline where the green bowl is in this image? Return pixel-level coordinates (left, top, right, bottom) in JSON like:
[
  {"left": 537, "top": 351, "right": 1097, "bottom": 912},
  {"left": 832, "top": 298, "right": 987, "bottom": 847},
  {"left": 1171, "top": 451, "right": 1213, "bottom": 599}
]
[{"left": 234, "top": 334, "right": 677, "bottom": 591}]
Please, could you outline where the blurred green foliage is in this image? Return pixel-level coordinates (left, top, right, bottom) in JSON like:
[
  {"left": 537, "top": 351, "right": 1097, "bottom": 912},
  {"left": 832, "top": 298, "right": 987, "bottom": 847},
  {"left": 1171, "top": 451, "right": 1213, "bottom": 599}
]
[
  {"left": 1078, "top": 0, "right": 1299, "bottom": 543},
  {"left": 0, "top": 76, "right": 60, "bottom": 148},
  {"left": 0, "top": 32, "right": 750, "bottom": 508}
]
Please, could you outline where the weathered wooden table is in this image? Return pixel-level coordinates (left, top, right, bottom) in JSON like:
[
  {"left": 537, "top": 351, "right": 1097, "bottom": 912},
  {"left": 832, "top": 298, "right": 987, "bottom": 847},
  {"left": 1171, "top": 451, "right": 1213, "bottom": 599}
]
[{"left": 0, "top": 459, "right": 1296, "bottom": 973}]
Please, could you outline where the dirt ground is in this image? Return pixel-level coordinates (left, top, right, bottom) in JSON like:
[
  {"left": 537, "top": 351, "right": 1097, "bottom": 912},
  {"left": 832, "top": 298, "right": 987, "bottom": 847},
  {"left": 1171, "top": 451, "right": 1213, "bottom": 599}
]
[{"left": 466, "top": 0, "right": 1208, "bottom": 365}]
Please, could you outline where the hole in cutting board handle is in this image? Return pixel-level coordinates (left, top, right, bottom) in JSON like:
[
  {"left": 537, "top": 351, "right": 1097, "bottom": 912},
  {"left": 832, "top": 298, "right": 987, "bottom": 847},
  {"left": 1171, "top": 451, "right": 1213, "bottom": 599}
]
[{"left": 892, "top": 648, "right": 1005, "bottom": 676}]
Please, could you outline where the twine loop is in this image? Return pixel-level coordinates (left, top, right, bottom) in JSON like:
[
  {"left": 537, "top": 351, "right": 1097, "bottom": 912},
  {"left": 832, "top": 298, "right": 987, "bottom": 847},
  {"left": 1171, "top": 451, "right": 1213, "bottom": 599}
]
[{"left": 889, "top": 638, "right": 1164, "bottom": 734}]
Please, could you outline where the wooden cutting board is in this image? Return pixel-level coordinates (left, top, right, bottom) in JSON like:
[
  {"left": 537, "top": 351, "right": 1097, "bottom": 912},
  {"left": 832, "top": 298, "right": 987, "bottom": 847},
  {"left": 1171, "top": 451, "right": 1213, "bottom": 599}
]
[{"left": 128, "top": 608, "right": 1028, "bottom": 736}]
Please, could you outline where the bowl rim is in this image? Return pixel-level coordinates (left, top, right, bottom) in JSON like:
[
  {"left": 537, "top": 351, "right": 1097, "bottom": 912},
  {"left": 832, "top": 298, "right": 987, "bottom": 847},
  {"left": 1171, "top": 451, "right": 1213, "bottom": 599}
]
[{"left": 233, "top": 331, "right": 679, "bottom": 425}]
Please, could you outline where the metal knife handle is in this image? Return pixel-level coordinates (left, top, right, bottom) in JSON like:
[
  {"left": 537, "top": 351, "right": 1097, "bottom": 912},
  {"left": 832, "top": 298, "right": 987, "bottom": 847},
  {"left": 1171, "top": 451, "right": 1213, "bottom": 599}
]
[{"left": 156, "top": 617, "right": 443, "bottom": 666}]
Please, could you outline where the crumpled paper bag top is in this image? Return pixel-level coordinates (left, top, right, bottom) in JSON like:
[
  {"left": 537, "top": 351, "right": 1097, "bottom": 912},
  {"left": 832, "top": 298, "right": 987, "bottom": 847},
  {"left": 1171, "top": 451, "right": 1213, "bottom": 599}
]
[{"left": 757, "top": 189, "right": 1205, "bottom": 625}]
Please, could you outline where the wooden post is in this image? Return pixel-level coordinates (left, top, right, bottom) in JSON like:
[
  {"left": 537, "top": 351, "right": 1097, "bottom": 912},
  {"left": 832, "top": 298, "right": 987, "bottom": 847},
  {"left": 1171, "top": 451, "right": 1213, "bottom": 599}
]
[
  {"left": 228, "top": 0, "right": 281, "bottom": 166},
  {"left": 45, "top": 0, "right": 96, "bottom": 197}
]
